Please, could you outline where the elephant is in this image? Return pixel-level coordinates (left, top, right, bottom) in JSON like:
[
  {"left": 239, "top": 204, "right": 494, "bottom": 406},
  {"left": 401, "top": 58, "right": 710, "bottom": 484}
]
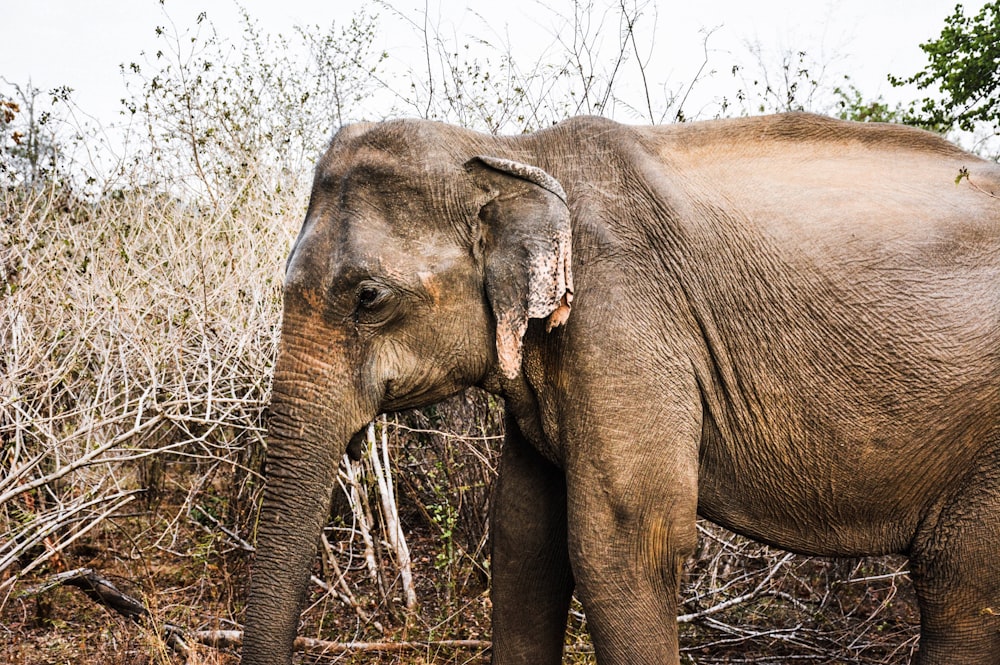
[{"left": 241, "top": 112, "right": 1000, "bottom": 665}]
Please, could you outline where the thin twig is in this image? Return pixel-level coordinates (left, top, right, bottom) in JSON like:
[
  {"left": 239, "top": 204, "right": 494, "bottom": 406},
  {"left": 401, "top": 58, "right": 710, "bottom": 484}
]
[
  {"left": 192, "top": 630, "right": 491, "bottom": 655},
  {"left": 678, "top": 552, "right": 795, "bottom": 623}
]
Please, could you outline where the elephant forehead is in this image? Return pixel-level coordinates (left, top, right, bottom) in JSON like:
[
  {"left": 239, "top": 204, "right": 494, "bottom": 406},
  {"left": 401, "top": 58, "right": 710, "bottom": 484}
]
[
  {"left": 292, "top": 191, "right": 462, "bottom": 266},
  {"left": 319, "top": 144, "right": 455, "bottom": 198},
  {"left": 323, "top": 118, "right": 472, "bottom": 176},
  {"left": 340, "top": 238, "right": 470, "bottom": 288},
  {"left": 317, "top": 147, "right": 479, "bottom": 230}
]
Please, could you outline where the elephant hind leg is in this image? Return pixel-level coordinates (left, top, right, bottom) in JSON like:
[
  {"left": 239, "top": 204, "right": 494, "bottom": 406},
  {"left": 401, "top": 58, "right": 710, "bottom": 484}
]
[{"left": 909, "top": 450, "right": 1000, "bottom": 665}]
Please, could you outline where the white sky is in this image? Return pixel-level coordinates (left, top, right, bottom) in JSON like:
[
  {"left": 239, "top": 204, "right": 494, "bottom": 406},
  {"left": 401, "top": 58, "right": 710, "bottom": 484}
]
[{"left": 0, "top": 0, "right": 984, "bottom": 131}]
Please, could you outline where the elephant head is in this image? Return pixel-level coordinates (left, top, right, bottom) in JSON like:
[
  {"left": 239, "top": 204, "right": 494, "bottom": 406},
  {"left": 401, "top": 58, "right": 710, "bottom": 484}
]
[{"left": 241, "top": 120, "right": 573, "bottom": 664}]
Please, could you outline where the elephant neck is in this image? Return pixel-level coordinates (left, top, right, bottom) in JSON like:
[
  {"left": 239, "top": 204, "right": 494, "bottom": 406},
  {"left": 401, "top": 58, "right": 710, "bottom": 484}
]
[{"left": 483, "top": 338, "right": 565, "bottom": 468}]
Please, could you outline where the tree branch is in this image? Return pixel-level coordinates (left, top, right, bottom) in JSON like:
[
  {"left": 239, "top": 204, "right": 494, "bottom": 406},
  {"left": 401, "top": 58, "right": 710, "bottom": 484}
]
[
  {"left": 193, "top": 630, "right": 490, "bottom": 655},
  {"left": 29, "top": 566, "right": 487, "bottom": 658}
]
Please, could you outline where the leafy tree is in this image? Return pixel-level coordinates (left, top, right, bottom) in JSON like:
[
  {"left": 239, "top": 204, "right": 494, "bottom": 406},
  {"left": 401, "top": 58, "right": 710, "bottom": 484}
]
[
  {"left": 833, "top": 82, "right": 906, "bottom": 123},
  {"left": 889, "top": 1, "right": 1000, "bottom": 138}
]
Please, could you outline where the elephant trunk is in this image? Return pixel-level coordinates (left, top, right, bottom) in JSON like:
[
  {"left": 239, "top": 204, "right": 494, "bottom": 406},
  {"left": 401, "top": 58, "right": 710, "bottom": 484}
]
[{"left": 242, "top": 335, "right": 369, "bottom": 665}]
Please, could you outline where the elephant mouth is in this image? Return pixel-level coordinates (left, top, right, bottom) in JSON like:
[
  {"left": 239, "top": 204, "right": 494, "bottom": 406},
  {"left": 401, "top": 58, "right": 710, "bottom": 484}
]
[{"left": 346, "top": 426, "right": 368, "bottom": 461}]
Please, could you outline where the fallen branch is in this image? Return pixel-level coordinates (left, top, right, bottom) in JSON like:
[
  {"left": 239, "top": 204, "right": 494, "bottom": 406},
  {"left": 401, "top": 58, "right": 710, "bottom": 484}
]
[
  {"left": 29, "top": 567, "right": 147, "bottom": 620},
  {"left": 28, "top": 566, "right": 489, "bottom": 658},
  {"left": 25, "top": 567, "right": 190, "bottom": 655},
  {"left": 192, "top": 630, "right": 490, "bottom": 654}
]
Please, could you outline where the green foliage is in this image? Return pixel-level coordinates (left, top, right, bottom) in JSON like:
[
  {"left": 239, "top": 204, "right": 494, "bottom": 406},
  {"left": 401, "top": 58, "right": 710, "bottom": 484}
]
[
  {"left": 833, "top": 82, "right": 907, "bottom": 123},
  {"left": 889, "top": 1, "right": 1000, "bottom": 135},
  {"left": 429, "top": 499, "right": 457, "bottom": 572}
]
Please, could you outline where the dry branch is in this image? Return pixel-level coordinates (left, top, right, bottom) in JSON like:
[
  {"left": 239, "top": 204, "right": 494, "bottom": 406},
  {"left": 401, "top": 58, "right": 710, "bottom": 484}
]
[
  {"left": 26, "top": 567, "right": 190, "bottom": 655},
  {"left": 317, "top": 533, "right": 385, "bottom": 632},
  {"left": 368, "top": 417, "right": 418, "bottom": 611},
  {"left": 678, "top": 552, "right": 795, "bottom": 623},
  {"left": 192, "top": 630, "right": 491, "bottom": 655},
  {"left": 28, "top": 567, "right": 487, "bottom": 658},
  {"left": 340, "top": 455, "right": 382, "bottom": 589},
  {"left": 30, "top": 567, "right": 148, "bottom": 621}
]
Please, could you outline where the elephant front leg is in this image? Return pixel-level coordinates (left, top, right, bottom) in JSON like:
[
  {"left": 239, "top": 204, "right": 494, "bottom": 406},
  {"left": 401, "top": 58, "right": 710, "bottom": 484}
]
[
  {"left": 490, "top": 417, "right": 574, "bottom": 665},
  {"left": 566, "top": 448, "right": 700, "bottom": 665}
]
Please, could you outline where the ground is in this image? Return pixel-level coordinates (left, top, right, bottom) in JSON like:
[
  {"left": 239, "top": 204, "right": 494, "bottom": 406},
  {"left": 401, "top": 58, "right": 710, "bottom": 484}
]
[{"left": 1, "top": 490, "right": 920, "bottom": 665}]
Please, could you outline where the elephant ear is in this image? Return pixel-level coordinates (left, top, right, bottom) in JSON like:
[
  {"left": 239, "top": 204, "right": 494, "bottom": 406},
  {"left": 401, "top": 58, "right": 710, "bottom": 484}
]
[{"left": 465, "top": 155, "right": 574, "bottom": 380}]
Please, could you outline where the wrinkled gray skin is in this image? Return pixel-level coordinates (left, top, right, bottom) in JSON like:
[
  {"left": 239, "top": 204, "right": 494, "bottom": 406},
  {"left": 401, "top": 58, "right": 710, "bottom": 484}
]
[{"left": 242, "top": 113, "right": 1000, "bottom": 665}]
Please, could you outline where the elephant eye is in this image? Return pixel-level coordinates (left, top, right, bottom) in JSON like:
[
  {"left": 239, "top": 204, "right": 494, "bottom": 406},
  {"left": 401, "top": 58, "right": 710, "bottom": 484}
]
[
  {"left": 354, "top": 283, "right": 393, "bottom": 317},
  {"left": 357, "top": 286, "right": 381, "bottom": 309}
]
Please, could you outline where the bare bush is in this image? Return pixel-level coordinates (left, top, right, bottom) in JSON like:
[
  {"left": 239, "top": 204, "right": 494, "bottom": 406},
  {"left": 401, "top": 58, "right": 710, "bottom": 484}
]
[{"left": 0, "top": 177, "right": 292, "bottom": 590}]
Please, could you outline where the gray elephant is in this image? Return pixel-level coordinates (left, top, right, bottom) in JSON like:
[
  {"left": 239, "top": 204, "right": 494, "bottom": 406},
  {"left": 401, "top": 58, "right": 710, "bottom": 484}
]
[{"left": 241, "top": 113, "right": 1000, "bottom": 665}]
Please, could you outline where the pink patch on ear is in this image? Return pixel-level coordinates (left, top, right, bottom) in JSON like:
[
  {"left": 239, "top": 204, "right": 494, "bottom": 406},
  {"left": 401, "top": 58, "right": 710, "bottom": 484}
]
[
  {"left": 546, "top": 294, "right": 572, "bottom": 332},
  {"left": 495, "top": 313, "right": 527, "bottom": 380}
]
